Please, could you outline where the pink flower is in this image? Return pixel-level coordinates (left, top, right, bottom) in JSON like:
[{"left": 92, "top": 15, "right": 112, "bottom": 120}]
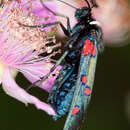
[
  {"left": 56, "top": 0, "right": 130, "bottom": 44},
  {"left": 19, "top": 0, "right": 57, "bottom": 31},
  {"left": 76, "top": 0, "right": 130, "bottom": 44},
  {"left": 0, "top": 1, "right": 61, "bottom": 115}
]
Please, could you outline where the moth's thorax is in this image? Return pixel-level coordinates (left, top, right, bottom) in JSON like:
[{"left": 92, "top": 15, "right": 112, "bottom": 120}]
[
  {"left": 75, "top": 7, "right": 91, "bottom": 21},
  {"left": 90, "top": 20, "right": 101, "bottom": 27}
]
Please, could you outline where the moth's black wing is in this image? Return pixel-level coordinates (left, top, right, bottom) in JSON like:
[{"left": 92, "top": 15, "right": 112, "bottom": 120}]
[{"left": 63, "top": 32, "right": 101, "bottom": 130}]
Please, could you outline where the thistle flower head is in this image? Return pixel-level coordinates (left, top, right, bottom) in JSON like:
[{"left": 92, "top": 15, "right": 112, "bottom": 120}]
[{"left": 0, "top": 0, "right": 61, "bottom": 115}]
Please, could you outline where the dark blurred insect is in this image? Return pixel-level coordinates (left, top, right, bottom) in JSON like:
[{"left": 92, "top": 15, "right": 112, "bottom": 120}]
[{"left": 22, "top": 0, "right": 103, "bottom": 129}]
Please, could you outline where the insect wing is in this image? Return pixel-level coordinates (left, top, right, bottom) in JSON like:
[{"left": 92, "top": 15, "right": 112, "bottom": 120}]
[{"left": 63, "top": 37, "right": 99, "bottom": 130}]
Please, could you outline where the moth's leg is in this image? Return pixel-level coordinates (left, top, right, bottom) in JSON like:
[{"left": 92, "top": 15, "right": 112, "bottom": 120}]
[
  {"left": 40, "top": 0, "right": 72, "bottom": 34},
  {"left": 19, "top": 20, "right": 71, "bottom": 37},
  {"left": 27, "top": 50, "right": 69, "bottom": 91}
]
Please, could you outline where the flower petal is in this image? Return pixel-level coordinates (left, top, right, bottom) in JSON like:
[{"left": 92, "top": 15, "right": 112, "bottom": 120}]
[
  {"left": 2, "top": 67, "right": 56, "bottom": 115},
  {"left": 20, "top": 61, "right": 62, "bottom": 92},
  {"left": 19, "top": 0, "right": 57, "bottom": 31}
]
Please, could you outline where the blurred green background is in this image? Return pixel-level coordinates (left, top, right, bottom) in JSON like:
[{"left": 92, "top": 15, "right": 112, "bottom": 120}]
[{"left": 0, "top": 41, "right": 130, "bottom": 130}]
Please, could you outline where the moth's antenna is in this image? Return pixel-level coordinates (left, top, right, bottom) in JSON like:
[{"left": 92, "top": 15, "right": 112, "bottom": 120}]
[
  {"left": 84, "top": 0, "right": 91, "bottom": 8},
  {"left": 84, "top": 0, "right": 98, "bottom": 8},
  {"left": 40, "top": 0, "right": 68, "bottom": 18},
  {"left": 57, "top": 0, "right": 77, "bottom": 9},
  {"left": 91, "top": 0, "right": 98, "bottom": 8},
  {"left": 40, "top": 0, "right": 57, "bottom": 15}
]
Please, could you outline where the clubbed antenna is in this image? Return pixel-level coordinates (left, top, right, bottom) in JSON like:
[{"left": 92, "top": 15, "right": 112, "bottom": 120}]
[
  {"left": 84, "top": 0, "right": 91, "bottom": 8},
  {"left": 40, "top": 0, "right": 69, "bottom": 19},
  {"left": 84, "top": 0, "right": 99, "bottom": 8},
  {"left": 57, "top": 0, "right": 77, "bottom": 9},
  {"left": 91, "top": 0, "right": 99, "bottom": 8}
]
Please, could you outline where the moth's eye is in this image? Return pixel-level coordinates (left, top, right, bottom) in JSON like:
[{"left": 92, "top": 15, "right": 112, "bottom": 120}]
[
  {"left": 77, "top": 10, "right": 80, "bottom": 15},
  {"left": 83, "top": 9, "right": 88, "bottom": 14}
]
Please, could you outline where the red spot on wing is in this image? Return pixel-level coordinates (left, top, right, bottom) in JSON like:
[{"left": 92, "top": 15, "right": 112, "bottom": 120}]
[
  {"left": 72, "top": 106, "right": 79, "bottom": 116},
  {"left": 82, "top": 76, "right": 87, "bottom": 84},
  {"left": 83, "top": 39, "right": 93, "bottom": 56},
  {"left": 92, "top": 45, "right": 96, "bottom": 56},
  {"left": 84, "top": 87, "right": 91, "bottom": 96}
]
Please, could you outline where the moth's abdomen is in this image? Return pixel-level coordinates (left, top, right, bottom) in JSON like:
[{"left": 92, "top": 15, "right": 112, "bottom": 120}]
[
  {"left": 53, "top": 74, "right": 76, "bottom": 120},
  {"left": 48, "top": 63, "right": 77, "bottom": 120}
]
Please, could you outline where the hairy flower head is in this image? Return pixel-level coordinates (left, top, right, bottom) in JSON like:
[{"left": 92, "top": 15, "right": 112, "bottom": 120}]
[{"left": 0, "top": 0, "right": 61, "bottom": 115}]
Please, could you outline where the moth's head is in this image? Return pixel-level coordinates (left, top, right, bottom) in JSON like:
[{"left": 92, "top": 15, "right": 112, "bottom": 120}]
[
  {"left": 75, "top": 0, "right": 98, "bottom": 21},
  {"left": 75, "top": 7, "right": 91, "bottom": 21}
]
